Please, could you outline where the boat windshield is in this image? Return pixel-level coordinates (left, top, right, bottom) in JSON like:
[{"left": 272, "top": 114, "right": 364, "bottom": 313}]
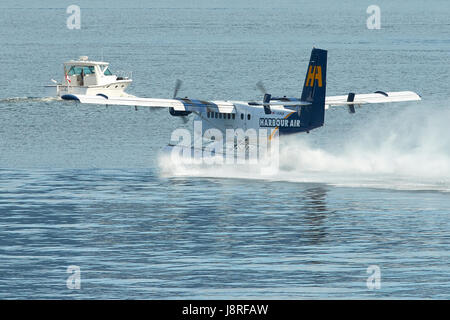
[
  {"left": 100, "top": 65, "right": 113, "bottom": 76},
  {"left": 67, "top": 66, "right": 95, "bottom": 75}
]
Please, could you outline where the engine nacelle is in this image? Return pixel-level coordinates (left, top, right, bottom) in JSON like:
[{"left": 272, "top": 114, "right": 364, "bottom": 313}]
[{"left": 169, "top": 107, "right": 192, "bottom": 117}]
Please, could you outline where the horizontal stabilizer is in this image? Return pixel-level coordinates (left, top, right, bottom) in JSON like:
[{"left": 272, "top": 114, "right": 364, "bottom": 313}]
[
  {"left": 248, "top": 100, "right": 312, "bottom": 107},
  {"left": 326, "top": 91, "right": 421, "bottom": 108}
]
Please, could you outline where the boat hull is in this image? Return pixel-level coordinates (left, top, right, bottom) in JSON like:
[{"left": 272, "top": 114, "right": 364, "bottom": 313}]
[{"left": 44, "top": 80, "right": 132, "bottom": 98}]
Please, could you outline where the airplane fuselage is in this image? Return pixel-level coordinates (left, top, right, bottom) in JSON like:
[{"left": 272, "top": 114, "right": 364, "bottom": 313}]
[{"left": 195, "top": 101, "right": 313, "bottom": 139}]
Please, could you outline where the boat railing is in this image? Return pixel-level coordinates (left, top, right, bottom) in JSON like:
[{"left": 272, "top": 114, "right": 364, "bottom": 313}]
[{"left": 115, "top": 70, "right": 132, "bottom": 80}]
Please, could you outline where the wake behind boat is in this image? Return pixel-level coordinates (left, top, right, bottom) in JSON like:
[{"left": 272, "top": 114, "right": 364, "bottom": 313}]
[{"left": 45, "top": 56, "right": 133, "bottom": 98}]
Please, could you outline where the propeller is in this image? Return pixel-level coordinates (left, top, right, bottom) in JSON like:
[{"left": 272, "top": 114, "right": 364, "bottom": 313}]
[
  {"left": 173, "top": 79, "right": 182, "bottom": 99},
  {"left": 256, "top": 81, "right": 267, "bottom": 95},
  {"left": 256, "top": 81, "right": 272, "bottom": 114},
  {"left": 172, "top": 79, "right": 189, "bottom": 124}
]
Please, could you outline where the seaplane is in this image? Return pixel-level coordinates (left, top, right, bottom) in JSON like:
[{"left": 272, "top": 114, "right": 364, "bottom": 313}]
[
  {"left": 61, "top": 48, "right": 421, "bottom": 161},
  {"left": 45, "top": 56, "right": 133, "bottom": 97}
]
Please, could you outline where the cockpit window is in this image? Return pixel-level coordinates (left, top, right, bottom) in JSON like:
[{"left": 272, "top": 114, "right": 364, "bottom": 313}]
[{"left": 67, "top": 66, "right": 95, "bottom": 75}]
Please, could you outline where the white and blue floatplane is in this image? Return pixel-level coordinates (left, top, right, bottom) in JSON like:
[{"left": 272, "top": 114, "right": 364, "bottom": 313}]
[{"left": 61, "top": 48, "right": 421, "bottom": 161}]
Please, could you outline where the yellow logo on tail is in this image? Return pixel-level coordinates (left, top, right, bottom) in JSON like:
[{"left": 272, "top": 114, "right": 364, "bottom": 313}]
[{"left": 306, "top": 65, "right": 323, "bottom": 87}]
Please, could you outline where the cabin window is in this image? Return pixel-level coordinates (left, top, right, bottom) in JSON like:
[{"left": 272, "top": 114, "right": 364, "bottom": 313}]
[
  {"left": 219, "top": 113, "right": 222, "bottom": 119},
  {"left": 207, "top": 112, "right": 210, "bottom": 118},
  {"left": 67, "top": 66, "right": 95, "bottom": 76},
  {"left": 100, "top": 65, "right": 113, "bottom": 76},
  {"left": 232, "top": 114, "right": 235, "bottom": 120},
  {"left": 227, "top": 114, "right": 231, "bottom": 119},
  {"left": 247, "top": 114, "right": 251, "bottom": 120},
  {"left": 240, "top": 113, "right": 244, "bottom": 120},
  {"left": 215, "top": 112, "right": 218, "bottom": 119}
]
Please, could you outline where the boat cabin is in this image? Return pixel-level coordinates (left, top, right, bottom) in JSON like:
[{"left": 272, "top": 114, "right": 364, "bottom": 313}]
[{"left": 63, "top": 56, "right": 128, "bottom": 87}]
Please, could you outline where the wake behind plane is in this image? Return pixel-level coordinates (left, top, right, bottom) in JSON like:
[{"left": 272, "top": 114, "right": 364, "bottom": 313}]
[{"left": 61, "top": 48, "right": 421, "bottom": 144}]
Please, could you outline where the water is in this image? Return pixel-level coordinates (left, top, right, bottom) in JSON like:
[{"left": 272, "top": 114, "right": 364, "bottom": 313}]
[{"left": 0, "top": 0, "right": 449, "bottom": 299}]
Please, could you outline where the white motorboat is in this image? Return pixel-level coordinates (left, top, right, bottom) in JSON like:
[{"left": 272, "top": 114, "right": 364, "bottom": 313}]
[{"left": 45, "top": 56, "right": 133, "bottom": 97}]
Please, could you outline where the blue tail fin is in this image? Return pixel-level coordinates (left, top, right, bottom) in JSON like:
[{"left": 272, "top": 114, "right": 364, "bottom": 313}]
[{"left": 299, "top": 48, "right": 327, "bottom": 130}]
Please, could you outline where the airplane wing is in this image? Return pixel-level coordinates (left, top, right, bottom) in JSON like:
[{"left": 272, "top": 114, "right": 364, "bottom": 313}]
[
  {"left": 62, "top": 89, "right": 421, "bottom": 114},
  {"left": 325, "top": 91, "right": 421, "bottom": 108},
  {"left": 61, "top": 94, "right": 236, "bottom": 113}
]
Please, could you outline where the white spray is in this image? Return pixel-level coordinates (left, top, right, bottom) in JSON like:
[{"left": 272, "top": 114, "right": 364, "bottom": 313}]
[{"left": 159, "top": 101, "right": 450, "bottom": 191}]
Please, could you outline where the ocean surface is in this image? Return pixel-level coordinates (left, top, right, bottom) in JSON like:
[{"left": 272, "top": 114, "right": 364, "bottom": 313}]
[{"left": 0, "top": 0, "right": 449, "bottom": 299}]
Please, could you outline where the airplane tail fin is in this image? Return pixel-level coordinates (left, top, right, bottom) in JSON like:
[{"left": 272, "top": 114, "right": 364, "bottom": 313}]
[{"left": 299, "top": 48, "right": 327, "bottom": 130}]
